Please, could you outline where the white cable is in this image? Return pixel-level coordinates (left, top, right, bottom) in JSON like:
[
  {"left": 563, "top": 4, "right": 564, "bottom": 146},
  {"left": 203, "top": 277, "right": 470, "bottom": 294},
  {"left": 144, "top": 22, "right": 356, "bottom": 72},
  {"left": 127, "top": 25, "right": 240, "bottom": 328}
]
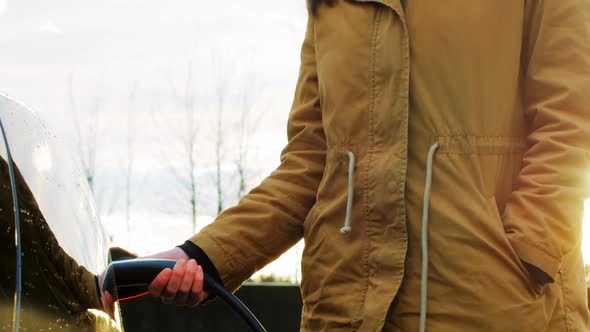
[
  {"left": 419, "top": 143, "right": 439, "bottom": 332},
  {"left": 340, "top": 151, "right": 355, "bottom": 235}
]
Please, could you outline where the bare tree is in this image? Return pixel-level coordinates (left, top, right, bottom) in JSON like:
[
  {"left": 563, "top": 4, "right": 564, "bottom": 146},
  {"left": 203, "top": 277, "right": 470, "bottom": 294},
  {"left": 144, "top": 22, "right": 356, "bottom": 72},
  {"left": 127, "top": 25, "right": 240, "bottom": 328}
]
[
  {"left": 67, "top": 72, "right": 121, "bottom": 244},
  {"left": 161, "top": 60, "right": 201, "bottom": 233},
  {"left": 214, "top": 65, "right": 227, "bottom": 215},
  {"left": 207, "top": 54, "right": 238, "bottom": 216},
  {"left": 124, "top": 81, "right": 139, "bottom": 246},
  {"left": 234, "top": 72, "right": 267, "bottom": 200},
  {"left": 185, "top": 62, "right": 199, "bottom": 232},
  {"left": 68, "top": 72, "right": 101, "bottom": 193}
]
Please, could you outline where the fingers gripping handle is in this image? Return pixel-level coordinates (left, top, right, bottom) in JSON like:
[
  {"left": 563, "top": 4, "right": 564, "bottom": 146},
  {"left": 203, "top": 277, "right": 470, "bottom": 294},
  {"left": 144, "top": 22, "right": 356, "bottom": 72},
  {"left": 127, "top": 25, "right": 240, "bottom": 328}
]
[
  {"left": 103, "top": 259, "right": 176, "bottom": 299},
  {"left": 102, "top": 259, "right": 266, "bottom": 332}
]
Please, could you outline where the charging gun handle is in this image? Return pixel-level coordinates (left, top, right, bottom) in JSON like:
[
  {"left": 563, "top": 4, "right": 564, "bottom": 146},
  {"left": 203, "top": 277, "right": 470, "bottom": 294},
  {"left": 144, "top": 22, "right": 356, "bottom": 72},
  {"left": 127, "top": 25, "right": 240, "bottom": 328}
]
[{"left": 102, "top": 259, "right": 266, "bottom": 332}]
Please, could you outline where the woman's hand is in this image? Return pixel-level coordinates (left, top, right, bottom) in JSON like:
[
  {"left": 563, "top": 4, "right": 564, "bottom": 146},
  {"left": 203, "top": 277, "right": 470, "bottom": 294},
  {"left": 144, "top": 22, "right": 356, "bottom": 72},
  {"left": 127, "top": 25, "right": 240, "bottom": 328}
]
[
  {"left": 98, "top": 272, "right": 115, "bottom": 318},
  {"left": 144, "top": 247, "right": 209, "bottom": 307},
  {"left": 98, "top": 247, "right": 209, "bottom": 316}
]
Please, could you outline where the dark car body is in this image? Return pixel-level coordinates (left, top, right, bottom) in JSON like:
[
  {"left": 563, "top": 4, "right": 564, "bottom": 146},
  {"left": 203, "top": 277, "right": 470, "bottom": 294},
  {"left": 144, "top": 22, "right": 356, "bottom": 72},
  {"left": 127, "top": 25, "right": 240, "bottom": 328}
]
[{"left": 0, "top": 93, "right": 119, "bottom": 331}]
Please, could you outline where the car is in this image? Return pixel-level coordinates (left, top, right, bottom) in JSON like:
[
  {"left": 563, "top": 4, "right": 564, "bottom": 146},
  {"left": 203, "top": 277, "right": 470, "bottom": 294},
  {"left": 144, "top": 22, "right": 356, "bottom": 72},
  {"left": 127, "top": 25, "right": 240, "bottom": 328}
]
[{"left": 0, "top": 92, "right": 119, "bottom": 331}]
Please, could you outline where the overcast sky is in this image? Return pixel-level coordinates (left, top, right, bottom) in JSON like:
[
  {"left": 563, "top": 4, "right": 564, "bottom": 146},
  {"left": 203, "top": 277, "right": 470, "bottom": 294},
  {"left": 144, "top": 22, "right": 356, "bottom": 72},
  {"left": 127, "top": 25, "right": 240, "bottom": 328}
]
[{"left": 0, "top": 0, "right": 309, "bottom": 279}]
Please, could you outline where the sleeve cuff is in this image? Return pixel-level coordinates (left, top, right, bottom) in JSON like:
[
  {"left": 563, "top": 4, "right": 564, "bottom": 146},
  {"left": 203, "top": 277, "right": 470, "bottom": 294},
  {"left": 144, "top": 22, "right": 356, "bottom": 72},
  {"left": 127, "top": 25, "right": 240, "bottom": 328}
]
[
  {"left": 508, "top": 235, "right": 561, "bottom": 284},
  {"left": 177, "top": 241, "right": 223, "bottom": 304}
]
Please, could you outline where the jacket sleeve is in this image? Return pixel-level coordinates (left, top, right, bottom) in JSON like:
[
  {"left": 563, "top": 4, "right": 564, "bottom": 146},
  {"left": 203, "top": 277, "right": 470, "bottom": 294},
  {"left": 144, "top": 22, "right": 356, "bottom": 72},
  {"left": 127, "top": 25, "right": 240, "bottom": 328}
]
[
  {"left": 188, "top": 12, "right": 326, "bottom": 292},
  {"left": 503, "top": 0, "right": 590, "bottom": 283}
]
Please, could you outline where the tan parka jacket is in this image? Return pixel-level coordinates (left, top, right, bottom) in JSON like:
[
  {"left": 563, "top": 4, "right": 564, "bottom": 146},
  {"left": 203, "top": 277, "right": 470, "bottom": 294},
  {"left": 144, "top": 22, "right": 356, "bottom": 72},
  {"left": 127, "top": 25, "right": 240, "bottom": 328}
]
[{"left": 190, "top": 0, "right": 590, "bottom": 330}]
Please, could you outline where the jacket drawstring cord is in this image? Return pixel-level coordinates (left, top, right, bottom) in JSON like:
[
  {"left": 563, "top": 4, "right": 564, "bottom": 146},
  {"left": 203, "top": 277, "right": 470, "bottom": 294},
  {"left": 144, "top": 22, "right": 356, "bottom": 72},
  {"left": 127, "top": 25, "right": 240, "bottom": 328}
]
[
  {"left": 340, "top": 151, "right": 355, "bottom": 235},
  {"left": 419, "top": 143, "right": 439, "bottom": 332}
]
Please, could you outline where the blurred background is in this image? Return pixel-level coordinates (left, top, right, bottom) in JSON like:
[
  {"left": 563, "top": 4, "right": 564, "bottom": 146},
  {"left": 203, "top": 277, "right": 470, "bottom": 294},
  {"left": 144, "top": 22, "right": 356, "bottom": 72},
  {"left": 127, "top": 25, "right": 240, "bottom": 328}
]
[
  {"left": 0, "top": 0, "right": 307, "bottom": 284},
  {"left": 0, "top": 0, "right": 589, "bottom": 287}
]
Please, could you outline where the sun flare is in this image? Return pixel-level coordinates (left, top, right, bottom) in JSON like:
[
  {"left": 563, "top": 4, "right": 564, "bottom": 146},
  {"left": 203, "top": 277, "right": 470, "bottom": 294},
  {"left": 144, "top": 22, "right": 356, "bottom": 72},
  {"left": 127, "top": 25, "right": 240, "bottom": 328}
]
[{"left": 582, "top": 199, "right": 590, "bottom": 265}]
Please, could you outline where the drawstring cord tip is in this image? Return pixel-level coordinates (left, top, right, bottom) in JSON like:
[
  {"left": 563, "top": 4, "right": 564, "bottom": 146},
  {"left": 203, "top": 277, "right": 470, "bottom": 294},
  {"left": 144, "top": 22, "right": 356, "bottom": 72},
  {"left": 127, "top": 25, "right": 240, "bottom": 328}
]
[
  {"left": 339, "top": 151, "right": 356, "bottom": 236},
  {"left": 339, "top": 226, "right": 351, "bottom": 235}
]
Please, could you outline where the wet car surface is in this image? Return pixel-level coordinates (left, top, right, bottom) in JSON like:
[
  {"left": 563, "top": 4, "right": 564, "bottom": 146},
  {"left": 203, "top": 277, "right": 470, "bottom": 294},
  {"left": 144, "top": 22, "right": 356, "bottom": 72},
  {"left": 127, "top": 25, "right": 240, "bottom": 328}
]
[{"left": 0, "top": 93, "right": 119, "bottom": 331}]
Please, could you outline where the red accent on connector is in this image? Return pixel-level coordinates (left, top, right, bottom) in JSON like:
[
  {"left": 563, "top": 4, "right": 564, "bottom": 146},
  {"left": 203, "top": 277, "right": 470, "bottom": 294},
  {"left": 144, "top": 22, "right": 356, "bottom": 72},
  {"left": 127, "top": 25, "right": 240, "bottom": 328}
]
[{"left": 117, "top": 292, "right": 149, "bottom": 302}]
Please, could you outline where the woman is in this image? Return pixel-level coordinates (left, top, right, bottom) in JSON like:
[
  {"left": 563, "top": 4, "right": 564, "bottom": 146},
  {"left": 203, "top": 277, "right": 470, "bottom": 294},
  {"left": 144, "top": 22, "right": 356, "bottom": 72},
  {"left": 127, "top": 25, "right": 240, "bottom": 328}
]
[{"left": 105, "top": 0, "right": 590, "bottom": 330}]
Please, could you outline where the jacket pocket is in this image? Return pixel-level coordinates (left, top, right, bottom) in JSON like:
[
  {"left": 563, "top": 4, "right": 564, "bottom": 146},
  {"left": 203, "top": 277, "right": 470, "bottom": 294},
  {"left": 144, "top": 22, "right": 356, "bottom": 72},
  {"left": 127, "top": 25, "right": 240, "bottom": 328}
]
[{"left": 486, "top": 195, "right": 545, "bottom": 296}]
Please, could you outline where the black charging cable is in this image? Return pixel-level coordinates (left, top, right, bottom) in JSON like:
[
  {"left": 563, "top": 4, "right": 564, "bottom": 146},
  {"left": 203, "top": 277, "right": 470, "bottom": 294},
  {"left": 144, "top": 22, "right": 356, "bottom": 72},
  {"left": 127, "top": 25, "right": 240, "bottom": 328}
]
[
  {"left": 0, "top": 116, "right": 22, "bottom": 332},
  {"left": 103, "top": 259, "right": 267, "bottom": 332}
]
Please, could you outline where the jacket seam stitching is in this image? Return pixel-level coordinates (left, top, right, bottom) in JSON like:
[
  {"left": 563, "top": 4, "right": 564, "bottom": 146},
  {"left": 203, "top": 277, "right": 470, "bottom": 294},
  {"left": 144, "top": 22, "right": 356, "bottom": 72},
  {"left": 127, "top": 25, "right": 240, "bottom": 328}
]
[
  {"left": 518, "top": 237, "right": 560, "bottom": 261},
  {"left": 201, "top": 231, "right": 237, "bottom": 281},
  {"left": 386, "top": 9, "right": 411, "bottom": 332},
  {"left": 440, "top": 151, "right": 525, "bottom": 155},
  {"left": 355, "top": 5, "right": 382, "bottom": 330},
  {"left": 434, "top": 135, "right": 527, "bottom": 155},
  {"left": 559, "top": 271, "right": 572, "bottom": 332},
  {"left": 435, "top": 134, "right": 525, "bottom": 138}
]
